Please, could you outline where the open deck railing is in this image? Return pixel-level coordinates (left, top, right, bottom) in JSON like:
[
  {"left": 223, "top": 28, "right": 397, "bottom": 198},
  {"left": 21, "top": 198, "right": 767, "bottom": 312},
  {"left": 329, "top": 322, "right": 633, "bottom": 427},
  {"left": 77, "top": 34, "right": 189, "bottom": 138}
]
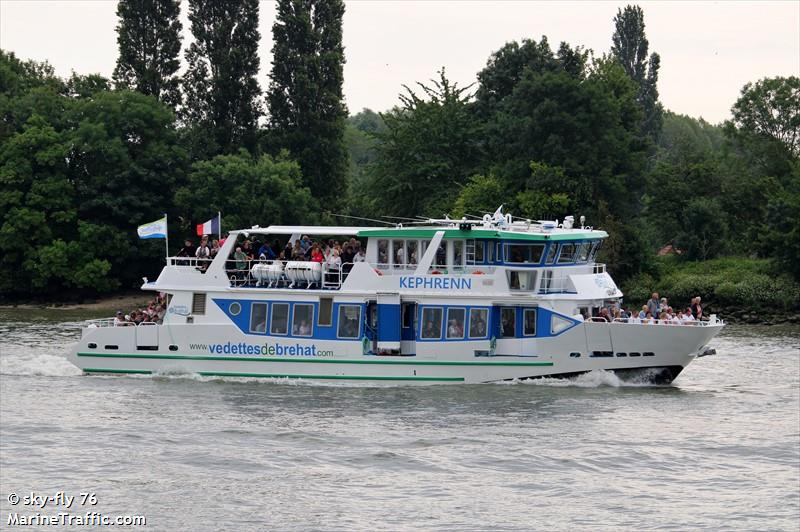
[
  {"left": 84, "top": 318, "right": 159, "bottom": 328},
  {"left": 584, "top": 316, "right": 722, "bottom": 326}
]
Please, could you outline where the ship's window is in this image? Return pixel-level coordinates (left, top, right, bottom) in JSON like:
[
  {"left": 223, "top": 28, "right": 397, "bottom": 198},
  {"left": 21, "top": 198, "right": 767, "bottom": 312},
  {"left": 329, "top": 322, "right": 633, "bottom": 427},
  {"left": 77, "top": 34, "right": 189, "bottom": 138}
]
[
  {"left": 505, "top": 243, "right": 545, "bottom": 264},
  {"left": 318, "top": 297, "right": 333, "bottom": 326},
  {"left": 191, "top": 293, "right": 206, "bottom": 315},
  {"left": 643, "top": 352, "right": 655, "bottom": 357},
  {"left": 495, "top": 242, "right": 502, "bottom": 263},
  {"left": 433, "top": 242, "right": 446, "bottom": 269},
  {"left": 407, "top": 240, "right": 418, "bottom": 266},
  {"left": 551, "top": 315, "right": 573, "bottom": 334},
  {"left": 446, "top": 308, "right": 466, "bottom": 339},
  {"left": 545, "top": 244, "right": 557, "bottom": 264},
  {"left": 523, "top": 308, "right": 537, "bottom": 336},
  {"left": 468, "top": 308, "right": 488, "bottom": 338},
  {"left": 453, "top": 240, "right": 464, "bottom": 268},
  {"left": 337, "top": 305, "right": 361, "bottom": 339},
  {"left": 88, "top": 343, "right": 97, "bottom": 349},
  {"left": 466, "top": 240, "right": 485, "bottom": 264},
  {"left": 250, "top": 303, "right": 268, "bottom": 333},
  {"left": 508, "top": 270, "right": 537, "bottom": 291},
  {"left": 104, "top": 345, "right": 119, "bottom": 350},
  {"left": 616, "top": 352, "right": 628, "bottom": 357},
  {"left": 393, "top": 240, "right": 405, "bottom": 266},
  {"left": 500, "top": 307, "right": 516, "bottom": 338},
  {"left": 588, "top": 241, "right": 602, "bottom": 261},
  {"left": 557, "top": 244, "right": 576, "bottom": 264},
  {"left": 421, "top": 307, "right": 443, "bottom": 339},
  {"left": 487, "top": 242, "right": 494, "bottom": 263},
  {"left": 629, "top": 352, "right": 641, "bottom": 357},
  {"left": 169, "top": 344, "right": 178, "bottom": 351},
  {"left": 576, "top": 242, "right": 590, "bottom": 263},
  {"left": 270, "top": 303, "right": 289, "bottom": 335},
  {"left": 377, "top": 239, "right": 389, "bottom": 267},
  {"left": 541, "top": 270, "right": 554, "bottom": 292},
  {"left": 570, "top": 352, "right": 581, "bottom": 358},
  {"left": 229, "top": 301, "right": 241, "bottom": 316},
  {"left": 292, "top": 304, "right": 314, "bottom": 337}
]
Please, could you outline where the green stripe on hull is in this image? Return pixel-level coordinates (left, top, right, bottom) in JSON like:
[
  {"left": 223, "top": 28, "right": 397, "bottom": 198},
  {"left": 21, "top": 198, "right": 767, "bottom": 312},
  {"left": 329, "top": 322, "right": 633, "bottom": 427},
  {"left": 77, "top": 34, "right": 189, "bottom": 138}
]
[
  {"left": 84, "top": 368, "right": 152, "bottom": 375},
  {"left": 82, "top": 368, "right": 462, "bottom": 382},
  {"left": 76, "top": 352, "right": 554, "bottom": 367}
]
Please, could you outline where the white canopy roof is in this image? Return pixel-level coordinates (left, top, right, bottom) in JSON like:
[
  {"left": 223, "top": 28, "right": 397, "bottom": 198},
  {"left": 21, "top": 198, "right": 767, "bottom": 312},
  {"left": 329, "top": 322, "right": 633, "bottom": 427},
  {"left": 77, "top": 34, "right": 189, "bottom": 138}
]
[{"left": 231, "top": 225, "right": 378, "bottom": 236}]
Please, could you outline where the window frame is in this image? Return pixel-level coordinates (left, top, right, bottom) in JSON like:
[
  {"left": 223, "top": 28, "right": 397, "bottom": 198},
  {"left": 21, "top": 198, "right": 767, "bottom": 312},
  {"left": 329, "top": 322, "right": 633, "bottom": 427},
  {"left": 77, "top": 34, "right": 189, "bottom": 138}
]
[
  {"left": 557, "top": 243, "right": 576, "bottom": 264},
  {"left": 500, "top": 307, "right": 516, "bottom": 338},
  {"left": 420, "top": 306, "right": 444, "bottom": 340},
  {"left": 523, "top": 308, "right": 537, "bottom": 337},
  {"left": 318, "top": 297, "right": 333, "bottom": 327},
  {"left": 445, "top": 307, "right": 466, "bottom": 340},
  {"left": 292, "top": 303, "right": 315, "bottom": 337},
  {"left": 468, "top": 308, "right": 489, "bottom": 339},
  {"left": 504, "top": 243, "right": 545, "bottom": 264},
  {"left": 249, "top": 302, "right": 268, "bottom": 334},
  {"left": 545, "top": 244, "right": 558, "bottom": 265},
  {"left": 336, "top": 304, "right": 362, "bottom": 339},
  {"left": 270, "top": 303, "right": 290, "bottom": 336},
  {"left": 551, "top": 314, "right": 573, "bottom": 335}
]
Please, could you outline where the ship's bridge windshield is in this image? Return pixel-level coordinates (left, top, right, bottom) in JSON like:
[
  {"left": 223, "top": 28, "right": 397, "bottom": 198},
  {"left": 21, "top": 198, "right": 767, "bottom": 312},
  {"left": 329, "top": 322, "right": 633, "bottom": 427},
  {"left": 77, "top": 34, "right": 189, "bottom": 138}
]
[{"left": 368, "top": 236, "right": 602, "bottom": 271}]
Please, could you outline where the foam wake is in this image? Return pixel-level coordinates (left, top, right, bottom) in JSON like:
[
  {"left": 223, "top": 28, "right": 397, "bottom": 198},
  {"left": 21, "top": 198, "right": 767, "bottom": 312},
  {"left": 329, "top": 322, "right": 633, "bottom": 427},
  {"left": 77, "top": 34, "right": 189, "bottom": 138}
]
[
  {"left": 0, "top": 350, "right": 82, "bottom": 377},
  {"left": 510, "top": 369, "right": 663, "bottom": 388}
]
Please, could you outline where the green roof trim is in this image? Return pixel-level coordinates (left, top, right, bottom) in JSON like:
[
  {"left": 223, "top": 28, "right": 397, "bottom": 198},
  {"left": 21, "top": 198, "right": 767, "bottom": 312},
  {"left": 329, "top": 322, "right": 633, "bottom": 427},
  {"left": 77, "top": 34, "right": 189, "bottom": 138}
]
[{"left": 356, "top": 228, "right": 607, "bottom": 241}]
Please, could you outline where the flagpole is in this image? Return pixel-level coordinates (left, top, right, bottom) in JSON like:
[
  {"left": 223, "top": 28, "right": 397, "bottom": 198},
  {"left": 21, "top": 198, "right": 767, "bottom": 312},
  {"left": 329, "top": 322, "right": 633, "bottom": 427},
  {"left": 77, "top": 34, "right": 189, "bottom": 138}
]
[
  {"left": 164, "top": 213, "right": 169, "bottom": 264},
  {"left": 218, "top": 211, "right": 222, "bottom": 238}
]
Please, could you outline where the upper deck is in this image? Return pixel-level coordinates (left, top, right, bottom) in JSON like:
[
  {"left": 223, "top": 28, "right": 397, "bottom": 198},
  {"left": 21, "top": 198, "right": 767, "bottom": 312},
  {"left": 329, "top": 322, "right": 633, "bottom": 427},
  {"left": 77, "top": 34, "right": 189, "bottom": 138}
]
[{"left": 147, "top": 212, "right": 617, "bottom": 300}]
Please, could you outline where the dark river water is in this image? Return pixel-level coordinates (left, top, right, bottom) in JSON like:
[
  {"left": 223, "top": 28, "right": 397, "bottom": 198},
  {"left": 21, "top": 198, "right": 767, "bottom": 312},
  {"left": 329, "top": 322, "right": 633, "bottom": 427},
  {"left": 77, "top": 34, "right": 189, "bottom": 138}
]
[{"left": 1, "top": 309, "right": 798, "bottom": 531}]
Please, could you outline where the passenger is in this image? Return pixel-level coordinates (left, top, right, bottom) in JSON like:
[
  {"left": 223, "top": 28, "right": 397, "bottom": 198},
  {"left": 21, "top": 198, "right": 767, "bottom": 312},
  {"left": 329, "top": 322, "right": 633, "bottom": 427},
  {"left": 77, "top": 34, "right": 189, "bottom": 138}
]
[
  {"left": 612, "top": 308, "right": 623, "bottom": 322},
  {"left": 643, "top": 311, "right": 654, "bottom": 324},
  {"left": 647, "top": 292, "right": 660, "bottom": 318},
  {"left": 598, "top": 307, "right": 611, "bottom": 322},
  {"left": 299, "top": 321, "right": 311, "bottom": 336},
  {"left": 353, "top": 245, "right": 366, "bottom": 263},
  {"left": 424, "top": 321, "right": 438, "bottom": 338},
  {"left": 326, "top": 248, "right": 342, "bottom": 271},
  {"left": 395, "top": 245, "right": 405, "bottom": 265},
  {"left": 310, "top": 243, "right": 324, "bottom": 263},
  {"left": 210, "top": 239, "right": 220, "bottom": 258},
  {"left": 659, "top": 297, "right": 669, "bottom": 315},
  {"left": 470, "top": 313, "right": 487, "bottom": 336},
  {"left": 258, "top": 241, "right": 276, "bottom": 261},
  {"left": 629, "top": 312, "right": 641, "bottom": 324},
  {"left": 300, "top": 235, "right": 311, "bottom": 253},
  {"left": 195, "top": 235, "right": 211, "bottom": 270},
  {"left": 242, "top": 240, "right": 255, "bottom": 260},
  {"left": 283, "top": 240, "right": 293, "bottom": 261},
  {"left": 684, "top": 307, "right": 696, "bottom": 322},
  {"left": 291, "top": 240, "right": 304, "bottom": 260},
  {"left": 114, "top": 310, "right": 126, "bottom": 326},
  {"left": 219, "top": 232, "right": 229, "bottom": 247},
  {"left": 691, "top": 297, "right": 703, "bottom": 320},
  {"left": 234, "top": 246, "right": 248, "bottom": 271},
  {"left": 639, "top": 305, "right": 647, "bottom": 320}
]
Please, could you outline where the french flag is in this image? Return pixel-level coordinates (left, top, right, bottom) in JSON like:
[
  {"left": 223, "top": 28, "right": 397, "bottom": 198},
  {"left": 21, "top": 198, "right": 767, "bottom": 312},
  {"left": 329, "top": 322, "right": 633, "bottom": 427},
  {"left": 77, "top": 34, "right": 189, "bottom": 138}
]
[{"left": 196, "top": 214, "right": 221, "bottom": 236}]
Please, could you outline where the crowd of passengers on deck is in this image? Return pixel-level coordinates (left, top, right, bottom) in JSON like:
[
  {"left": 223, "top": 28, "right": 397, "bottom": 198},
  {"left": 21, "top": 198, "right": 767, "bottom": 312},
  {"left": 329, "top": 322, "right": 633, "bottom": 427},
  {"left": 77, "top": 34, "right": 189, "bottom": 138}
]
[
  {"left": 587, "top": 292, "right": 707, "bottom": 324},
  {"left": 175, "top": 233, "right": 367, "bottom": 275},
  {"left": 113, "top": 293, "right": 168, "bottom": 326}
]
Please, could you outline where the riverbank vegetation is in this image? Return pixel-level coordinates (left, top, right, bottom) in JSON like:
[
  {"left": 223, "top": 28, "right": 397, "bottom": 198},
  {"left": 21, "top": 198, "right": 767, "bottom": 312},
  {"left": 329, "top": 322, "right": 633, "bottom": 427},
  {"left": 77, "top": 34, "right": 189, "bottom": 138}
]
[{"left": 1, "top": 2, "right": 797, "bottom": 320}]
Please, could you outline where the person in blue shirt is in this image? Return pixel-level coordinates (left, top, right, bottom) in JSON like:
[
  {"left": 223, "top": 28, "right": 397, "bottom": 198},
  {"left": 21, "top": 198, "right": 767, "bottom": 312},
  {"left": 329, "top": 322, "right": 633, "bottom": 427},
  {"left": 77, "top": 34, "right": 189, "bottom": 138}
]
[{"left": 258, "top": 242, "right": 277, "bottom": 260}]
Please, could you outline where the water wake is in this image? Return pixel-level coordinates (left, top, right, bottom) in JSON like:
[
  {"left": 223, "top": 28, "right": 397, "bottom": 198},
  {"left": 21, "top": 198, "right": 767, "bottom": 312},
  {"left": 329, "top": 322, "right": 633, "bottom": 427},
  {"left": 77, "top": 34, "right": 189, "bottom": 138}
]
[
  {"left": 510, "top": 369, "right": 663, "bottom": 388},
  {"left": 0, "top": 351, "right": 82, "bottom": 377}
]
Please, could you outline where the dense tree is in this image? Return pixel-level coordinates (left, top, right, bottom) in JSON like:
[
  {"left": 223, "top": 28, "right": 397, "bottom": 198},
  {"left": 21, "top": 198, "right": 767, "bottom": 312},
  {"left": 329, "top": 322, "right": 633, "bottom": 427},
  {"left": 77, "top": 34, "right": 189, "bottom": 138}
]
[
  {"left": 611, "top": 4, "right": 662, "bottom": 141},
  {"left": 113, "top": 0, "right": 182, "bottom": 108},
  {"left": 174, "top": 151, "right": 316, "bottom": 231},
  {"left": 183, "top": 0, "right": 261, "bottom": 156},
  {"left": 267, "top": 0, "right": 348, "bottom": 205},
  {"left": 369, "top": 70, "right": 482, "bottom": 218}
]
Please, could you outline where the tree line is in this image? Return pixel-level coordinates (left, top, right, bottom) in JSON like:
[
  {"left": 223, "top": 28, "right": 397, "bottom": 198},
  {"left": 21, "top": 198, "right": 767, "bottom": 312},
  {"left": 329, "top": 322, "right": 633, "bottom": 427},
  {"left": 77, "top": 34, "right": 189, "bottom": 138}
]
[{"left": 1, "top": 2, "right": 797, "bottom": 301}]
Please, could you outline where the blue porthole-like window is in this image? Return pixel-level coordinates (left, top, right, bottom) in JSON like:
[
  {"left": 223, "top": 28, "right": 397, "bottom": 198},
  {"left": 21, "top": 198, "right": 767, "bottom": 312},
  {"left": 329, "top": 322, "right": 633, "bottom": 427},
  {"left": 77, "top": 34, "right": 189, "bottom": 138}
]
[{"left": 229, "top": 302, "right": 241, "bottom": 316}]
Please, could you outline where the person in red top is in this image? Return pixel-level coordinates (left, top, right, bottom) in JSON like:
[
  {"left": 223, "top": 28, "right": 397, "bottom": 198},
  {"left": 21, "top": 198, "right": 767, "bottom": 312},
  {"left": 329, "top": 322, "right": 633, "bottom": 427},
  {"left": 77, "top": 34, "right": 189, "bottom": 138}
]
[{"left": 310, "top": 243, "right": 324, "bottom": 263}]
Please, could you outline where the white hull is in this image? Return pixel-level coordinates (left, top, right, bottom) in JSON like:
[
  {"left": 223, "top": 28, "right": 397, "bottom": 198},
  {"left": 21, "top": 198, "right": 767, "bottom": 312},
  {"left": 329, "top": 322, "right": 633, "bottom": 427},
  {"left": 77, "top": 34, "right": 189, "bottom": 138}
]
[{"left": 69, "top": 321, "right": 722, "bottom": 385}]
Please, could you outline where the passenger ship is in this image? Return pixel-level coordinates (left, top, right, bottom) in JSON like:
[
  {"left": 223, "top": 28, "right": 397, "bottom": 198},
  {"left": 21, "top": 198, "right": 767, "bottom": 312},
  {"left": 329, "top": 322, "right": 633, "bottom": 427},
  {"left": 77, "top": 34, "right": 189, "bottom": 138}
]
[{"left": 68, "top": 210, "right": 723, "bottom": 384}]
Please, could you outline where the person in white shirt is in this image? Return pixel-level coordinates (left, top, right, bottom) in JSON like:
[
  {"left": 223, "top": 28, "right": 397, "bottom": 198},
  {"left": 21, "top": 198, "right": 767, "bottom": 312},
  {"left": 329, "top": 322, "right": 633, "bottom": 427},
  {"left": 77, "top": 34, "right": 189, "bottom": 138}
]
[{"left": 353, "top": 248, "right": 366, "bottom": 262}]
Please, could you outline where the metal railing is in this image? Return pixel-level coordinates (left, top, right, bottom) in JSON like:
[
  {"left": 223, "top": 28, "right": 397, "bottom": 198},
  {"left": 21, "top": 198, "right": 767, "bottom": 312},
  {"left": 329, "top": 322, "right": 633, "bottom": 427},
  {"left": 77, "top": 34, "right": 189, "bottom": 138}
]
[
  {"left": 84, "top": 318, "right": 160, "bottom": 328},
  {"left": 374, "top": 262, "right": 496, "bottom": 275},
  {"left": 584, "top": 316, "right": 722, "bottom": 327},
  {"left": 224, "top": 259, "right": 354, "bottom": 290}
]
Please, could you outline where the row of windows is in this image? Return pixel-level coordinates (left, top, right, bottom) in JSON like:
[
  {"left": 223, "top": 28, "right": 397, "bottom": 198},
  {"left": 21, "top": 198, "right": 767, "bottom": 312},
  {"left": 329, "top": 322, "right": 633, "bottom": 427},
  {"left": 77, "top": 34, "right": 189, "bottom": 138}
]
[
  {"left": 503, "top": 241, "right": 601, "bottom": 265},
  {"left": 421, "top": 307, "right": 489, "bottom": 340},
  {"left": 244, "top": 302, "right": 361, "bottom": 339},
  {"left": 418, "top": 306, "right": 575, "bottom": 340},
  {"left": 375, "top": 239, "right": 601, "bottom": 268}
]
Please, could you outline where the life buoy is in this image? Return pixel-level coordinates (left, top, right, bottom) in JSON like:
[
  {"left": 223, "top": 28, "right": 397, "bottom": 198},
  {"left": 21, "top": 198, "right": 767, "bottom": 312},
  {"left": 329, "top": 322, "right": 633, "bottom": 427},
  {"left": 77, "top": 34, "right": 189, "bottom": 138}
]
[
  {"left": 374, "top": 269, "right": 383, "bottom": 276},
  {"left": 430, "top": 270, "right": 442, "bottom": 275},
  {"left": 473, "top": 270, "right": 485, "bottom": 275}
]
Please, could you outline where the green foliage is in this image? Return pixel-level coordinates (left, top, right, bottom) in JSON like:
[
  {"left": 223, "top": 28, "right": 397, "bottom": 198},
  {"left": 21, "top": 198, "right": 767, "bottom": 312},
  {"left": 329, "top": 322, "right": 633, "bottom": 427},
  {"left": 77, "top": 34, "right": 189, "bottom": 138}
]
[
  {"left": 370, "top": 70, "right": 482, "bottom": 218},
  {"left": 113, "top": 0, "right": 182, "bottom": 108},
  {"left": 610, "top": 4, "right": 662, "bottom": 141},
  {"left": 182, "top": 0, "right": 261, "bottom": 156},
  {"left": 267, "top": 0, "right": 348, "bottom": 206},
  {"left": 175, "top": 151, "right": 317, "bottom": 231},
  {"left": 623, "top": 257, "right": 800, "bottom": 311},
  {"left": 452, "top": 174, "right": 507, "bottom": 218}
]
